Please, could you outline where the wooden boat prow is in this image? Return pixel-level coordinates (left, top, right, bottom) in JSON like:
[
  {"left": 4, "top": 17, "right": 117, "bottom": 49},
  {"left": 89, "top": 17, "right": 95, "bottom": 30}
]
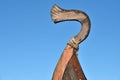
[{"left": 51, "top": 4, "right": 91, "bottom": 80}]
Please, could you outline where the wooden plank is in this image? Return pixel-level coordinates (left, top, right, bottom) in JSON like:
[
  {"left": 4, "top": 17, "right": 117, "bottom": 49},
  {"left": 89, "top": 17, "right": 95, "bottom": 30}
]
[{"left": 52, "top": 45, "right": 74, "bottom": 80}]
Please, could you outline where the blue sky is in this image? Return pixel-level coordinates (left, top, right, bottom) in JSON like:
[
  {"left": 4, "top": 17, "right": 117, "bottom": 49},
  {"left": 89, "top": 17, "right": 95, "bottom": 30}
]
[{"left": 0, "top": 0, "right": 120, "bottom": 80}]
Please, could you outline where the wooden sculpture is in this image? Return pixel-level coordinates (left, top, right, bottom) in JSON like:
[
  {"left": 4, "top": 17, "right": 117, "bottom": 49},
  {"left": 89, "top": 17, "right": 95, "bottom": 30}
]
[{"left": 51, "top": 5, "right": 91, "bottom": 80}]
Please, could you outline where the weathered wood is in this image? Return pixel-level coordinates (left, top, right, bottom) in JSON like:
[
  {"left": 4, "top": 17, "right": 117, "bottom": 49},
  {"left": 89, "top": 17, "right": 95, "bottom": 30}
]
[
  {"left": 51, "top": 4, "right": 91, "bottom": 80},
  {"left": 52, "top": 45, "right": 74, "bottom": 80},
  {"left": 52, "top": 45, "right": 87, "bottom": 80},
  {"left": 63, "top": 53, "right": 87, "bottom": 80}
]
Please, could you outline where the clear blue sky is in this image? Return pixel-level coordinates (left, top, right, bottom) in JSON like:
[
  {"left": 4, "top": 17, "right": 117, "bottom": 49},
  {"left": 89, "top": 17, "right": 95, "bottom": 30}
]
[{"left": 0, "top": 0, "right": 120, "bottom": 80}]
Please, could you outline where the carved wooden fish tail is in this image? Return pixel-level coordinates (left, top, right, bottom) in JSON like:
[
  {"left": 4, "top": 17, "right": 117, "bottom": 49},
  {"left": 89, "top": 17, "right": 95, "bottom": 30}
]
[{"left": 51, "top": 5, "right": 91, "bottom": 46}]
